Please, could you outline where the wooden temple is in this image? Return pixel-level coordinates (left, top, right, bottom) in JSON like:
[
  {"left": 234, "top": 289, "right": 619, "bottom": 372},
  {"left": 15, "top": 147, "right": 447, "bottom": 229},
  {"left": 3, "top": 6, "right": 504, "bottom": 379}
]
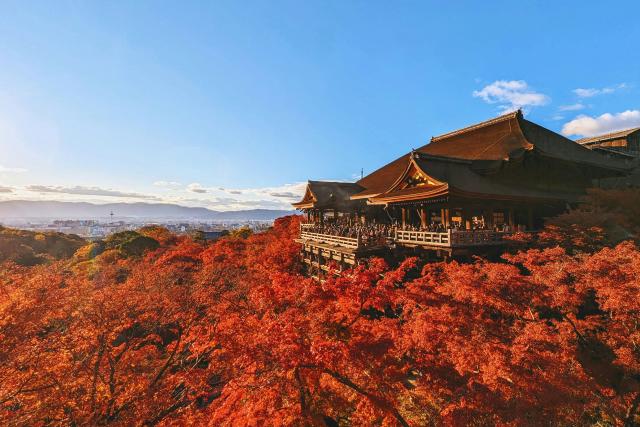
[
  {"left": 294, "top": 111, "right": 636, "bottom": 277},
  {"left": 577, "top": 127, "right": 640, "bottom": 160}
]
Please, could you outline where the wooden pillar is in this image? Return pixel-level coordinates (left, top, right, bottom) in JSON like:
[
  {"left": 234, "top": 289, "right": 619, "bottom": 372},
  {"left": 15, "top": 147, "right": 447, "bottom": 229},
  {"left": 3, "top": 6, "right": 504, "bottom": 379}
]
[
  {"left": 508, "top": 208, "right": 514, "bottom": 227},
  {"left": 420, "top": 207, "right": 427, "bottom": 229},
  {"left": 527, "top": 206, "right": 534, "bottom": 231},
  {"left": 486, "top": 208, "right": 494, "bottom": 228},
  {"left": 441, "top": 208, "right": 450, "bottom": 227},
  {"left": 464, "top": 208, "right": 471, "bottom": 230},
  {"left": 319, "top": 209, "right": 324, "bottom": 226},
  {"left": 401, "top": 208, "right": 407, "bottom": 228}
]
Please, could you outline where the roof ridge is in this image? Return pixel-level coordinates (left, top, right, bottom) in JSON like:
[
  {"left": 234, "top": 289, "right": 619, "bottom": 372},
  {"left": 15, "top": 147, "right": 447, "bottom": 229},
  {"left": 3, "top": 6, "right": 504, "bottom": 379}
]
[
  {"left": 308, "top": 180, "right": 359, "bottom": 185},
  {"left": 431, "top": 110, "right": 522, "bottom": 142},
  {"left": 413, "top": 151, "right": 472, "bottom": 164}
]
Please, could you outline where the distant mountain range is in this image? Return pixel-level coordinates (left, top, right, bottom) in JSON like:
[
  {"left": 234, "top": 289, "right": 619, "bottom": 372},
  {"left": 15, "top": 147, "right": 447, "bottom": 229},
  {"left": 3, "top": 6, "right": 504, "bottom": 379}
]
[{"left": 0, "top": 201, "right": 296, "bottom": 221}]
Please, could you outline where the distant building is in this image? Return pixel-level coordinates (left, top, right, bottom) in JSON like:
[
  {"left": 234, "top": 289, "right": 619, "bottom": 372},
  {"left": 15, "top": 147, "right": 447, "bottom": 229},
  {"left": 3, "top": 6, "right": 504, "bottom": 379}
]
[
  {"left": 577, "top": 128, "right": 640, "bottom": 187},
  {"left": 577, "top": 127, "right": 640, "bottom": 160}
]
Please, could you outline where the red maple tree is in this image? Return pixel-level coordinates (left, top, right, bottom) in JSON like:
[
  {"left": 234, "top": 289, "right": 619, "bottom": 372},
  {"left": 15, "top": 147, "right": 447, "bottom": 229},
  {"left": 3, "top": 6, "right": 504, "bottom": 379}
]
[{"left": 1, "top": 202, "right": 639, "bottom": 425}]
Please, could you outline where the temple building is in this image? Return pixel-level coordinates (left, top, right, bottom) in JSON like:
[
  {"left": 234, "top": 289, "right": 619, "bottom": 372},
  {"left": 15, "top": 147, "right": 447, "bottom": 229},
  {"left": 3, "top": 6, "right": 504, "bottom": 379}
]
[
  {"left": 294, "top": 111, "right": 636, "bottom": 277},
  {"left": 577, "top": 127, "right": 640, "bottom": 187},
  {"left": 577, "top": 127, "right": 640, "bottom": 160}
]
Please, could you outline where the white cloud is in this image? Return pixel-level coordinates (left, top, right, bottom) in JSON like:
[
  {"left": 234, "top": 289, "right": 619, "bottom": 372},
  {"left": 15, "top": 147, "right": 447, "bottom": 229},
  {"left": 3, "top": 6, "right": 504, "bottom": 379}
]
[
  {"left": 269, "top": 191, "right": 299, "bottom": 199},
  {"left": 561, "top": 110, "right": 640, "bottom": 137},
  {"left": 0, "top": 165, "right": 28, "bottom": 173},
  {"left": 153, "top": 180, "right": 181, "bottom": 189},
  {"left": 176, "top": 181, "right": 306, "bottom": 209},
  {"left": 186, "top": 183, "right": 207, "bottom": 193},
  {"left": 558, "top": 103, "right": 586, "bottom": 112},
  {"left": 473, "top": 80, "right": 550, "bottom": 112},
  {"left": 573, "top": 83, "right": 627, "bottom": 98},
  {"left": 6, "top": 180, "right": 308, "bottom": 212},
  {"left": 25, "top": 185, "right": 160, "bottom": 200}
]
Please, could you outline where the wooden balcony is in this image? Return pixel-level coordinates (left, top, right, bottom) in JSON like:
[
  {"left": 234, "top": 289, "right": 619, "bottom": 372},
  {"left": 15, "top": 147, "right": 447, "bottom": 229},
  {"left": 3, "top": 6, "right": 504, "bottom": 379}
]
[
  {"left": 395, "top": 229, "right": 511, "bottom": 248},
  {"left": 449, "top": 230, "right": 511, "bottom": 247},
  {"left": 395, "top": 229, "right": 450, "bottom": 247},
  {"left": 297, "top": 226, "right": 516, "bottom": 269},
  {"left": 299, "top": 231, "right": 361, "bottom": 249}
]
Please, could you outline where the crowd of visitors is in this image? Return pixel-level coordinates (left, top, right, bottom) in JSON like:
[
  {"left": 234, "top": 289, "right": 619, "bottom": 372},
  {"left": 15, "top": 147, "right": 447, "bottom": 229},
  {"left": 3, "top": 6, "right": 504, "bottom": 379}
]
[
  {"left": 302, "top": 221, "right": 394, "bottom": 246},
  {"left": 399, "top": 221, "right": 516, "bottom": 233},
  {"left": 301, "top": 217, "right": 520, "bottom": 246}
]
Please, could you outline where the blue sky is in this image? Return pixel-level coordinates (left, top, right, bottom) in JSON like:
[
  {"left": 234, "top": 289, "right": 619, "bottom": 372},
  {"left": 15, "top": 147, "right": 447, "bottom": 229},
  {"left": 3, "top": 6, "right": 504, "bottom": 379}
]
[{"left": 0, "top": 0, "right": 639, "bottom": 210}]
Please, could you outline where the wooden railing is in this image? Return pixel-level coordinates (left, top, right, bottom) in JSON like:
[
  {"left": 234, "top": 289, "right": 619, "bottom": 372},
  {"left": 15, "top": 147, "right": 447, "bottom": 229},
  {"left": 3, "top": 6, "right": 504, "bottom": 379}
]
[
  {"left": 299, "top": 231, "right": 361, "bottom": 249},
  {"left": 300, "top": 223, "right": 316, "bottom": 230},
  {"left": 300, "top": 226, "right": 513, "bottom": 250},
  {"left": 395, "top": 229, "right": 511, "bottom": 248},
  {"left": 449, "top": 230, "right": 510, "bottom": 247},
  {"left": 395, "top": 229, "right": 451, "bottom": 247}
]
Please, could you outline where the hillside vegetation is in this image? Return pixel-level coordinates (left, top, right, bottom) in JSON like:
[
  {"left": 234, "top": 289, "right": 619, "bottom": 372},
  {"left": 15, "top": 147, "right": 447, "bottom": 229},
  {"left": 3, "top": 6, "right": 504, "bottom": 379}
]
[
  {"left": 0, "top": 226, "right": 86, "bottom": 266},
  {"left": 0, "top": 189, "right": 639, "bottom": 426}
]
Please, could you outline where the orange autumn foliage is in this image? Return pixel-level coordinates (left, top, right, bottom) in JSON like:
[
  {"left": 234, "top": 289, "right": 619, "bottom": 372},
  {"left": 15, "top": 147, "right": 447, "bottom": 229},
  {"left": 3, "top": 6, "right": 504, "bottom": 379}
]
[{"left": 0, "top": 210, "right": 639, "bottom": 426}]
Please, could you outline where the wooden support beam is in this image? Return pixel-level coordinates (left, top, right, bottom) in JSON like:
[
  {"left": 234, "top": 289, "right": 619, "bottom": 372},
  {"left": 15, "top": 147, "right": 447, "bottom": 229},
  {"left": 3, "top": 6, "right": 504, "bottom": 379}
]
[
  {"left": 486, "top": 208, "right": 494, "bottom": 228},
  {"left": 401, "top": 208, "right": 407, "bottom": 228},
  {"left": 420, "top": 207, "right": 427, "bottom": 229},
  {"left": 441, "top": 208, "right": 450, "bottom": 227},
  {"left": 465, "top": 210, "right": 471, "bottom": 230}
]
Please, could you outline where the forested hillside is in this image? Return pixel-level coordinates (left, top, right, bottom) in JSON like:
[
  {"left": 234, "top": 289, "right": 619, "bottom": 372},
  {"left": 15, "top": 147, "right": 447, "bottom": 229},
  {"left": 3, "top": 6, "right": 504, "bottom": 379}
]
[
  {"left": 0, "top": 226, "right": 85, "bottom": 266},
  {"left": 1, "top": 189, "right": 639, "bottom": 426}
]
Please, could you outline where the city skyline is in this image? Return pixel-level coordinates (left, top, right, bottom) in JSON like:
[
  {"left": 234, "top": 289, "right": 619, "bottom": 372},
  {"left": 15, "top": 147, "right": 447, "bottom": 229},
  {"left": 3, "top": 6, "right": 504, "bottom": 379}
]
[{"left": 1, "top": 1, "right": 639, "bottom": 210}]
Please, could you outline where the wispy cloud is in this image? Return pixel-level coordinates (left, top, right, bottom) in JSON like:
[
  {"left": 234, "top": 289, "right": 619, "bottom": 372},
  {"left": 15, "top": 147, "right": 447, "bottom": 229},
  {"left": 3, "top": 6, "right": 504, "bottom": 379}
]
[
  {"left": 561, "top": 110, "right": 640, "bottom": 137},
  {"left": 558, "top": 103, "right": 586, "bottom": 112},
  {"left": 269, "top": 191, "right": 299, "bottom": 198},
  {"left": 573, "top": 83, "right": 627, "bottom": 98},
  {"left": 473, "top": 80, "right": 550, "bottom": 113},
  {"left": 186, "top": 183, "right": 207, "bottom": 193},
  {"left": 0, "top": 165, "right": 28, "bottom": 173},
  {"left": 153, "top": 180, "right": 182, "bottom": 189},
  {"left": 26, "top": 185, "right": 160, "bottom": 200},
  {"left": 8, "top": 181, "right": 307, "bottom": 211}
]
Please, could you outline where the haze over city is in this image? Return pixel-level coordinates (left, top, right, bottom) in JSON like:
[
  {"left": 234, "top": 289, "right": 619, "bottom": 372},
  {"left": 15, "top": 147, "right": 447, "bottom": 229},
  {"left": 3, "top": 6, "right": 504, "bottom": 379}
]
[{"left": 1, "top": 1, "right": 639, "bottom": 211}]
